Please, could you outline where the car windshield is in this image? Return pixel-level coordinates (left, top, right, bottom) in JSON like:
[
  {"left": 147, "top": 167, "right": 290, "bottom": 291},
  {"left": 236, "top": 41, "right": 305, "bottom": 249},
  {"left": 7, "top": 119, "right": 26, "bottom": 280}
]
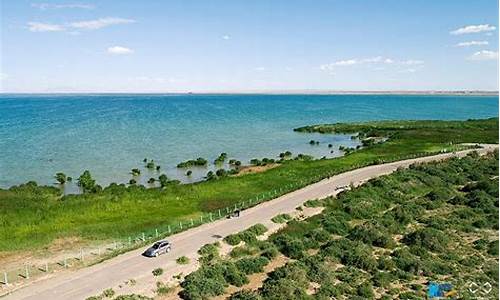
[{"left": 152, "top": 242, "right": 162, "bottom": 249}]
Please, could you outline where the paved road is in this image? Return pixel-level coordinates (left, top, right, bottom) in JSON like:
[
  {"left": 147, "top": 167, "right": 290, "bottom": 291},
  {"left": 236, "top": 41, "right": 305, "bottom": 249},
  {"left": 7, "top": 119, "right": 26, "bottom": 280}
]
[{"left": 4, "top": 145, "right": 497, "bottom": 300}]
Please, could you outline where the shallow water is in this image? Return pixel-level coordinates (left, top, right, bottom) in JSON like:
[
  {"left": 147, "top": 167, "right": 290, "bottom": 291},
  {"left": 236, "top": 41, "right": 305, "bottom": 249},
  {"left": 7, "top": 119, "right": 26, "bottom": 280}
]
[{"left": 0, "top": 93, "right": 497, "bottom": 190}]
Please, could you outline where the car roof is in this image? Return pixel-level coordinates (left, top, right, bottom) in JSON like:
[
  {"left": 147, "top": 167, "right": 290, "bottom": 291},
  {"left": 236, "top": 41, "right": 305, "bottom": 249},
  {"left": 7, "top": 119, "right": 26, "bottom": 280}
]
[{"left": 154, "top": 240, "right": 170, "bottom": 244}]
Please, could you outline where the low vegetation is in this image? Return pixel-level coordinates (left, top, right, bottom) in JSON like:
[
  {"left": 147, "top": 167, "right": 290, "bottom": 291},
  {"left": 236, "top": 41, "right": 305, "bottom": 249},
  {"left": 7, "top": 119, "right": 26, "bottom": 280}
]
[
  {"left": 177, "top": 158, "right": 208, "bottom": 168},
  {"left": 152, "top": 268, "right": 163, "bottom": 277},
  {"left": 271, "top": 213, "right": 292, "bottom": 224},
  {"left": 224, "top": 224, "right": 268, "bottom": 246},
  {"left": 0, "top": 118, "right": 497, "bottom": 252},
  {"left": 180, "top": 151, "right": 499, "bottom": 299},
  {"left": 177, "top": 256, "right": 190, "bottom": 265}
]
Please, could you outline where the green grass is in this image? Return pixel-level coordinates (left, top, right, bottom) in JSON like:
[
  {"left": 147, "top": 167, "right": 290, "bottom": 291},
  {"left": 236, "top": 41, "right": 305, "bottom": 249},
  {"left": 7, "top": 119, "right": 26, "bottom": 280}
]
[{"left": 0, "top": 118, "right": 497, "bottom": 252}]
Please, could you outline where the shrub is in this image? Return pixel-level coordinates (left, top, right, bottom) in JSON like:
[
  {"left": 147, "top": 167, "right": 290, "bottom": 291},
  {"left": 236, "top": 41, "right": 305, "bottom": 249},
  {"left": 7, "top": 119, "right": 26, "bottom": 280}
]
[
  {"left": 348, "top": 222, "right": 395, "bottom": 248},
  {"left": 271, "top": 214, "right": 292, "bottom": 223},
  {"left": 77, "top": 170, "right": 96, "bottom": 193},
  {"left": 221, "top": 261, "right": 249, "bottom": 287},
  {"left": 357, "top": 283, "right": 374, "bottom": 299},
  {"left": 54, "top": 172, "right": 67, "bottom": 184},
  {"left": 155, "top": 281, "right": 172, "bottom": 295},
  {"left": 198, "top": 243, "right": 220, "bottom": 264},
  {"left": 261, "top": 246, "right": 279, "bottom": 259},
  {"left": 235, "top": 256, "right": 270, "bottom": 274},
  {"left": 228, "top": 290, "right": 260, "bottom": 300},
  {"left": 229, "top": 246, "right": 257, "bottom": 258},
  {"left": 181, "top": 265, "right": 226, "bottom": 300},
  {"left": 102, "top": 288, "right": 115, "bottom": 298},
  {"left": 177, "top": 158, "right": 208, "bottom": 168},
  {"left": 114, "top": 295, "right": 153, "bottom": 300},
  {"left": 224, "top": 225, "right": 267, "bottom": 246},
  {"left": 272, "top": 234, "right": 305, "bottom": 259},
  {"left": 488, "top": 240, "right": 499, "bottom": 255},
  {"left": 402, "top": 228, "right": 449, "bottom": 252},
  {"left": 224, "top": 234, "right": 241, "bottom": 246},
  {"left": 152, "top": 268, "right": 163, "bottom": 276},
  {"left": 177, "top": 256, "right": 190, "bottom": 265},
  {"left": 248, "top": 224, "right": 267, "bottom": 235}
]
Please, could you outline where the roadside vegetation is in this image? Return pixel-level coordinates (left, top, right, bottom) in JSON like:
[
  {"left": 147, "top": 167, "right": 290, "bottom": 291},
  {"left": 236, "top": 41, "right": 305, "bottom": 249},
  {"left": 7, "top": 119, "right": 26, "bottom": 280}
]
[
  {"left": 0, "top": 118, "right": 497, "bottom": 252},
  {"left": 271, "top": 214, "right": 292, "bottom": 224},
  {"left": 179, "top": 151, "right": 499, "bottom": 299}
]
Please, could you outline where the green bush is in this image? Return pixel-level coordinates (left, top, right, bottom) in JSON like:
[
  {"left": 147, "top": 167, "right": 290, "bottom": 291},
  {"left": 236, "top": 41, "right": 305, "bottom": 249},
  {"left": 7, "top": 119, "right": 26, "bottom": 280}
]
[
  {"left": 155, "top": 281, "right": 172, "bottom": 295},
  {"left": 177, "top": 256, "right": 190, "bottom": 265},
  {"left": 152, "top": 268, "right": 163, "bottom": 276},
  {"left": 272, "top": 234, "right": 305, "bottom": 259},
  {"left": 114, "top": 295, "right": 153, "bottom": 300},
  {"left": 271, "top": 214, "right": 292, "bottom": 223},
  {"left": 402, "top": 228, "right": 449, "bottom": 252},
  {"left": 229, "top": 246, "right": 257, "bottom": 258},
  {"left": 357, "top": 282, "right": 374, "bottom": 299},
  {"left": 224, "top": 234, "right": 242, "bottom": 246},
  {"left": 235, "top": 256, "right": 270, "bottom": 274},
  {"left": 229, "top": 290, "right": 261, "bottom": 300}
]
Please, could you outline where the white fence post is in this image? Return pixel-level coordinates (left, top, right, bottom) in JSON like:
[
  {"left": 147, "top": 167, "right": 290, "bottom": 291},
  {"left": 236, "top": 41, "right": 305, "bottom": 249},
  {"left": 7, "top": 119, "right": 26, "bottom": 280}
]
[
  {"left": 3, "top": 272, "right": 7, "bottom": 285},
  {"left": 25, "top": 264, "right": 29, "bottom": 279}
]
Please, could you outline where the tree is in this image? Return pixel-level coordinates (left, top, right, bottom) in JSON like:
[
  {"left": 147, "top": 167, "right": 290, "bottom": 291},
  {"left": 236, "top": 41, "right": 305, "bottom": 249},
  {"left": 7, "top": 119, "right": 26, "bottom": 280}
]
[
  {"left": 77, "top": 170, "right": 96, "bottom": 193},
  {"left": 159, "top": 174, "right": 169, "bottom": 187},
  {"left": 54, "top": 172, "right": 67, "bottom": 184}
]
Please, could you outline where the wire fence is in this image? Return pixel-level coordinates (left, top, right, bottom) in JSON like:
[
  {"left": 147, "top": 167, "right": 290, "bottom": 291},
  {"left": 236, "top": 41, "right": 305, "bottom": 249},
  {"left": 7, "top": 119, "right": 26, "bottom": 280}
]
[{"left": 0, "top": 147, "right": 473, "bottom": 289}]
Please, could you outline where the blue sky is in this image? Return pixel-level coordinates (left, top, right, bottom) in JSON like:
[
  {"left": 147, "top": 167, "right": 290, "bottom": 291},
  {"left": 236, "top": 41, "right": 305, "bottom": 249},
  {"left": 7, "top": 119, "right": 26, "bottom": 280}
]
[{"left": 1, "top": 0, "right": 498, "bottom": 92}]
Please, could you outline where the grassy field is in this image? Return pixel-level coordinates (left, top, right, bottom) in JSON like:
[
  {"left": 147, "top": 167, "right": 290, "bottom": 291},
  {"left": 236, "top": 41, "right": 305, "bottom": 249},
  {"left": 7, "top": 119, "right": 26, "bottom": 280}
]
[
  {"left": 179, "top": 151, "right": 499, "bottom": 300},
  {"left": 0, "top": 118, "right": 498, "bottom": 252}
]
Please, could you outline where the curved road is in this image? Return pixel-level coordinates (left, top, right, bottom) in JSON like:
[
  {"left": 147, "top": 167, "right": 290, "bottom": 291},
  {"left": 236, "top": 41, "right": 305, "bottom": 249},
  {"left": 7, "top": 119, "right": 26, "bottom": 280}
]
[{"left": 4, "top": 145, "right": 497, "bottom": 300}]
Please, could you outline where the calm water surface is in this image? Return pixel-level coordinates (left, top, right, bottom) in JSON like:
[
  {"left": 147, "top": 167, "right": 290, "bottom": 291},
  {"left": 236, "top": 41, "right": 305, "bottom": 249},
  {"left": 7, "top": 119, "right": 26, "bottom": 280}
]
[{"left": 0, "top": 94, "right": 498, "bottom": 190}]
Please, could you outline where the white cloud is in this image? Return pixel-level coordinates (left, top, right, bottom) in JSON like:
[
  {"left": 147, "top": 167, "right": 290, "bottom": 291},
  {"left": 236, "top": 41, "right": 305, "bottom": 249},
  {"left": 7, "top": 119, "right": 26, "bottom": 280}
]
[
  {"left": 70, "top": 17, "right": 135, "bottom": 30},
  {"left": 450, "top": 24, "right": 496, "bottom": 35},
  {"left": 455, "top": 41, "right": 489, "bottom": 47},
  {"left": 0, "top": 73, "right": 8, "bottom": 80},
  {"left": 320, "top": 56, "right": 418, "bottom": 71},
  {"left": 31, "top": 3, "right": 94, "bottom": 10},
  {"left": 400, "top": 59, "right": 424, "bottom": 65},
  {"left": 107, "top": 46, "right": 134, "bottom": 55},
  {"left": 222, "top": 35, "right": 231, "bottom": 40},
  {"left": 468, "top": 50, "right": 499, "bottom": 61},
  {"left": 27, "top": 21, "right": 65, "bottom": 32},
  {"left": 254, "top": 67, "right": 266, "bottom": 71},
  {"left": 399, "top": 68, "right": 418, "bottom": 73}
]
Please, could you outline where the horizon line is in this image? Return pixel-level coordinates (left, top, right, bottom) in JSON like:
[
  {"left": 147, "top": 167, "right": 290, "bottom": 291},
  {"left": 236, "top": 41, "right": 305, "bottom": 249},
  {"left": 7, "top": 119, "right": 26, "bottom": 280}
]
[{"left": 1, "top": 90, "right": 499, "bottom": 95}]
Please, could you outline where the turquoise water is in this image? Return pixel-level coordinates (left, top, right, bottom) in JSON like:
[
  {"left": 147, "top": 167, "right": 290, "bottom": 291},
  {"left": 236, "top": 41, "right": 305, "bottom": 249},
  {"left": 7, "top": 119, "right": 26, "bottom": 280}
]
[{"left": 0, "top": 94, "right": 498, "bottom": 190}]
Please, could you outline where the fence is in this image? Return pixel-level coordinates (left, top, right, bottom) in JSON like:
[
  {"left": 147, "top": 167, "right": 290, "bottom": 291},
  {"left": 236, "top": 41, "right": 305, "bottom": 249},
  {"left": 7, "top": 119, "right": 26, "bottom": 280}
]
[{"left": 0, "top": 146, "right": 471, "bottom": 289}]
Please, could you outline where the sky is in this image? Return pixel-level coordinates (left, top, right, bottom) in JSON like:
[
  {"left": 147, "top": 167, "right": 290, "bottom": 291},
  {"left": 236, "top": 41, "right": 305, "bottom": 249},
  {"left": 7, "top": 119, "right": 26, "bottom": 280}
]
[{"left": 0, "top": 0, "right": 498, "bottom": 92}]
